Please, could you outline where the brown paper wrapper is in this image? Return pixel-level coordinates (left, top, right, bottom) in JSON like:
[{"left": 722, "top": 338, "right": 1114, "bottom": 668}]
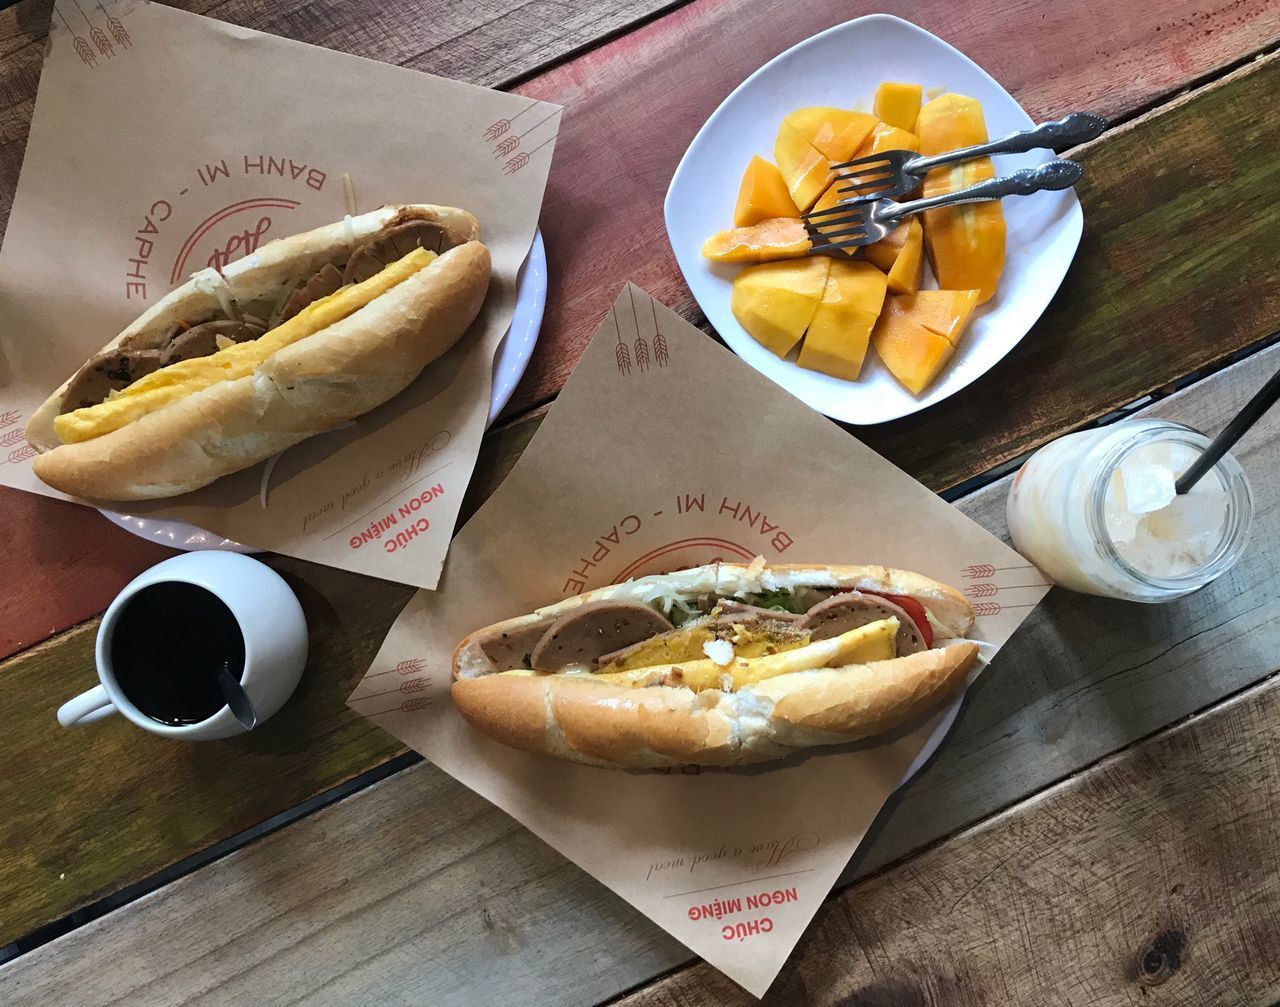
[
  {"left": 0, "top": 0, "right": 559, "bottom": 588},
  {"left": 348, "top": 285, "right": 1050, "bottom": 994}
]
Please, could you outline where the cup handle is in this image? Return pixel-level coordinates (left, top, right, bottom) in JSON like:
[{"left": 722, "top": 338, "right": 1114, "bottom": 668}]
[{"left": 57, "top": 685, "right": 118, "bottom": 727}]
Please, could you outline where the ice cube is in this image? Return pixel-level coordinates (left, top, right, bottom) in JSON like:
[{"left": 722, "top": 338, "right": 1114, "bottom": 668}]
[
  {"left": 1104, "top": 470, "right": 1141, "bottom": 542},
  {"left": 1144, "top": 490, "right": 1226, "bottom": 541},
  {"left": 1118, "top": 462, "right": 1176, "bottom": 515}
]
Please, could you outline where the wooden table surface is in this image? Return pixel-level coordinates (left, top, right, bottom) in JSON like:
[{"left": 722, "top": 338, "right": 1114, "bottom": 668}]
[{"left": 2, "top": 0, "right": 1278, "bottom": 1003}]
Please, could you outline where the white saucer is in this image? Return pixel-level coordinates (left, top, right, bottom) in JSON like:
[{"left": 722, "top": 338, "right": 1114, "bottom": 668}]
[{"left": 99, "top": 230, "right": 547, "bottom": 553}]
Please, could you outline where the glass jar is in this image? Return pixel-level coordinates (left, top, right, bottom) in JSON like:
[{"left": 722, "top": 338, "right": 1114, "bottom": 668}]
[{"left": 1006, "top": 419, "right": 1253, "bottom": 602}]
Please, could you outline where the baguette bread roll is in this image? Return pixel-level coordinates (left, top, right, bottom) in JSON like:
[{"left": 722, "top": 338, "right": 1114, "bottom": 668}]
[
  {"left": 451, "top": 561, "right": 979, "bottom": 768},
  {"left": 26, "top": 205, "right": 490, "bottom": 500}
]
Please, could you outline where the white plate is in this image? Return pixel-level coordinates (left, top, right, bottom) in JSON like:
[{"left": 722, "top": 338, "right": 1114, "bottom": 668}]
[
  {"left": 664, "top": 14, "right": 1083, "bottom": 425},
  {"left": 100, "top": 230, "right": 547, "bottom": 553}
]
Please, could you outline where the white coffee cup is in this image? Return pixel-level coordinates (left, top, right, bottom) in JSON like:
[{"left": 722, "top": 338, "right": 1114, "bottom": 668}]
[{"left": 56, "top": 552, "right": 308, "bottom": 740}]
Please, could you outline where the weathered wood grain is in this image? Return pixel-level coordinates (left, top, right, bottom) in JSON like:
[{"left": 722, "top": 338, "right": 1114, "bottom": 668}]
[
  {"left": 615, "top": 673, "right": 1280, "bottom": 1007},
  {"left": 0, "top": 489, "right": 177, "bottom": 659},
  {"left": 3, "top": 0, "right": 1277, "bottom": 657},
  {"left": 2, "top": 341, "right": 1273, "bottom": 1000}
]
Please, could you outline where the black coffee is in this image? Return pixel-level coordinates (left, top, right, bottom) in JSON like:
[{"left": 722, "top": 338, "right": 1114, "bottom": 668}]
[{"left": 110, "top": 582, "right": 246, "bottom": 725}]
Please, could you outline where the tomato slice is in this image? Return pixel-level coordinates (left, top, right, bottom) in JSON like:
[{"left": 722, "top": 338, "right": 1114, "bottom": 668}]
[{"left": 833, "top": 588, "right": 933, "bottom": 647}]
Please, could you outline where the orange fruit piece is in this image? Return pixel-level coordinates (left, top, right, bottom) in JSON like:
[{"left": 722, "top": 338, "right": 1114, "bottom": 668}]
[
  {"left": 734, "top": 156, "right": 801, "bottom": 227},
  {"left": 702, "top": 217, "right": 811, "bottom": 263}
]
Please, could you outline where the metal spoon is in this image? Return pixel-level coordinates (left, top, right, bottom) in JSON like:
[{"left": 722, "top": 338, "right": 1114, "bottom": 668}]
[{"left": 217, "top": 663, "right": 258, "bottom": 731}]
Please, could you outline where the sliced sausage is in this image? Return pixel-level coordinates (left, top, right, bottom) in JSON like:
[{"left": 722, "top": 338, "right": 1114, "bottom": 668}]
[
  {"left": 161, "top": 319, "right": 266, "bottom": 365},
  {"left": 798, "top": 592, "right": 926, "bottom": 655},
  {"left": 713, "top": 600, "right": 803, "bottom": 625},
  {"left": 279, "top": 262, "right": 345, "bottom": 322},
  {"left": 60, "top": 349, "right": 164, "bottom": 412},
  {"left": 530, "top": 601, "right": 672, "bottom": 671},
  {"left": 343, "top": 220, "right": 448, "bottom": 285},
  {"left": 475, "top": 621, "right": 550, "bottom": 670}
]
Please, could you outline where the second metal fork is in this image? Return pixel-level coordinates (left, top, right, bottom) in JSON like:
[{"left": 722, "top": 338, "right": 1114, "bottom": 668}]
[
  {"left": 804, "top": 159, "right": 1083, "bottom": 254},
  {"left": 832, "top": 112, "right": 1105, "bottom": 201}
]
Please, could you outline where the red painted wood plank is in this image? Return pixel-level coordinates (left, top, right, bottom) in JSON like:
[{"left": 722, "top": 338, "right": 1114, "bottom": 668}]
[
  {"left": 509, "top": 0, "right": 1279, "bottom": 412},
  {"left": 0, "top": 488, "right": 176, "bottom": 660}
]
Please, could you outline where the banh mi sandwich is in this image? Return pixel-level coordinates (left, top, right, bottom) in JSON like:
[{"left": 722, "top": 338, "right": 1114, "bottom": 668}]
[
  {"left": 25, "top": 205, "right": 490, "bottom": 501},
  {"left": 452, "top": 560, "right": 978, "bottom": 769}
]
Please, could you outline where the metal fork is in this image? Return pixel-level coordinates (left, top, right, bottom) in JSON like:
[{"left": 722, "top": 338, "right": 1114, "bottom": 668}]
[
  {"left": 832, "top": 112, "right": 1105, "bottom": 201},
  {"left": 804, "top": 159, "right": 1082, "bottom": 254}
]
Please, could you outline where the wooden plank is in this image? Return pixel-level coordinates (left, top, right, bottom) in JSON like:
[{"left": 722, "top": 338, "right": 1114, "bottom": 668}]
[
  {"left": 614, "top": 673, "right": 1280, "bottom": 1007},
  {"left": 3, "top": 341, "right": 1273, "bottom": 999},
  {"left": 0, "top": 489, "right": 177, "bottom": 660},
  {"left": 507, "top": 0, "right": 1280, "bottom": 414},
  {"left": 0, "top": 0, "right": 681, "bottom": 654}
]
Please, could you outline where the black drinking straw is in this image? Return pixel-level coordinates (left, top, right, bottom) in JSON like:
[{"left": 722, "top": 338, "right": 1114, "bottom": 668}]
[{"left": 1175, "top": 366, "right": 1280, "bottom": 494}]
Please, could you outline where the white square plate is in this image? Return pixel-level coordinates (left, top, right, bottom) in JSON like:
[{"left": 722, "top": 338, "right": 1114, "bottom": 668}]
[{"left": 664, "top": 14, "right": 1083, "bottom": 424}]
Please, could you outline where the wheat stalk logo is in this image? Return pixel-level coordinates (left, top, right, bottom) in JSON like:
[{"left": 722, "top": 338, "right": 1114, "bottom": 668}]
[
  {"left": 972, "top": 602, "right": 1002, "bottom": 617},
  {"left": 400, "top": 697, "right": 431, "bottom": 713},
  {"left": 483, "top": 119, "right": 511, "bottom": 141},
  {"left": 648, "top": 297, "right": 669, "bottom": 366},
  {"left": 91, "top": 26, "right": 112, "bottom": 56},
  {"left": 653, "top": 331, "right": 669, "bottom": 367},
  {"left": 626, "top": 287, "right": 650, "bottom": 371},
  {"left": 399, "top": 678, "right": 428, "bottom": 695},
  {"left": 963, "top": 563, "right": 996, "bottom": 579},
  {"left": 73, "top": 0, "right": 112, "bottom": 57},
  {"left": 6, "top": 445, "right": 36, "bottom": 465},
  {"left": 393, "top": 658, "right": 425, "bottom": 676},
  {"left": 89, "top": 24, "right": 112, "bottom": 56},
  {"left": 965, "top": 583, "right": 999, "bottom": 598},
  {"left": 503, "top": 152, "right": 530, "bottom": 175},
  {"left": 0, "top": 429, "right": 25, "bottom": 448},
  {"left": 498, "top": 108, "right": 558, "bottom": 174},
  {"left": 0, "top": 409, "right": 20, "bottom": 429},
  {"left": 483, "top": 99, "right": 540, "bottom": 143},
  {"left": 100, "top": 3, "right": 130, "bottom": 47},
  {"left": 53, "top": 4, "right": 95, "bottom": 65},
  {"left": 615, "top": 342, "right": 631, "bottom": 375}
]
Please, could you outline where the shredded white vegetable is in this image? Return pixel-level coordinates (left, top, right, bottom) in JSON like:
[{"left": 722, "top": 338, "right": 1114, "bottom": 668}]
[
  {"left": 266, "top": 282, "right": 295, "bottom": 330},
  {"left": 342, "top": 172, "right": 357, "bottom": 217},
  {"left": 343, "top": 213, "right": 356, "bottom": 248},
  {"left": 192, "top": 267, "right": 242, "bottom": 322},
  {"left": 259, "top": 451, "right": 283, "bottom": 510}
]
